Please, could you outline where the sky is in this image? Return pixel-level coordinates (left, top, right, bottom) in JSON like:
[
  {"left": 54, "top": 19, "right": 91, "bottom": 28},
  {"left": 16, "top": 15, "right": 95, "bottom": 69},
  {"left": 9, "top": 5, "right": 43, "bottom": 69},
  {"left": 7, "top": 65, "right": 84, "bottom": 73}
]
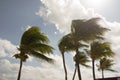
[{"left": 0, "top": 0, "right": 120, "bottom": 80}]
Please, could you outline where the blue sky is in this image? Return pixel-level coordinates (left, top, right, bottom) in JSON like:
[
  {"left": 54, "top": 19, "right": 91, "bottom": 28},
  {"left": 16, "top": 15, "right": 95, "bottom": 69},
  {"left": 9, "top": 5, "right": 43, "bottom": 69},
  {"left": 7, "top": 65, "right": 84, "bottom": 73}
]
[
  {"left": 0, "top": 0, "right": 61, "bottom": 45},
  {"left": 1, "top": 0, "right": 120, "bottom": 80}
]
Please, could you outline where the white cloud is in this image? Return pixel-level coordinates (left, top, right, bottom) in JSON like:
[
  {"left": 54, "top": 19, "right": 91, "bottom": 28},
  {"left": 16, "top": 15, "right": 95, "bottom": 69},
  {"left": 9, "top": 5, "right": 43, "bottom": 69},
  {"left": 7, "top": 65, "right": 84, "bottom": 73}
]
[
  {"left": 54, "top": 31, "right": 57, "bottom": 35},
  {"left": 37, "top": 0, "right": 120, "bottom": 79},
  {"left": 0, "top": 38, "right": 119, "bottom": 80},
  {"left": 26, "top": 25, "right": 32, "bottom": 30},
  {"left": 37, "top": 0, "right": 101, "bottom": 34},
  {"left": 0, "top": 59, "right": 18, "bottom": 80},
  {"left": 0, "top": 55, "right": 74, "bottom": 80},
  {"left": 0, "top": 38, "right": 73, "bottom": 80},
  {"left": 0, "top": 39, "right": 17, "bottom": 57},
  {"left": 0, "top": 39, "right": 33, "bottom": 62},
  {"left": 21, "top": 25, "right": 32, "bottom": 32},
  {"left": 104, "top": 21, "right": 120, "bottom": 73},
  {"left": 0, "top": 0, "right": 120, "bottom": 79}
]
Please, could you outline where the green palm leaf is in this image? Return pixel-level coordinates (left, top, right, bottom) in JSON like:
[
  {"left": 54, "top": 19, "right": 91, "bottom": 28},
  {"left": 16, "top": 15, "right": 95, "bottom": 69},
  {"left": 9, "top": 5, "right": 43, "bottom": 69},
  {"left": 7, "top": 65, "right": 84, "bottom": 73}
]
[
  {"left": 97, "top": 58, "right": 117, "bottom": 72},
  {"left": 90, "top": 41, "right": 115, "bottom": 59},
  {"left": 58, "top": 33, "right": 76, "bottom": 52},
  {"left": 74, "top": 51, "right": 90, "bottom": 67},
  {"left": 21, "top": 27, "right": 49, "bottom": 45},
  {"left": 28, "top": 51, "right": 53, "bottom": 63},
  {"left": 29, "top": 43, "right": 54, "bottom": 54},
  {"left": 14, "top": 26, "right": 54, "bottom": 80}
]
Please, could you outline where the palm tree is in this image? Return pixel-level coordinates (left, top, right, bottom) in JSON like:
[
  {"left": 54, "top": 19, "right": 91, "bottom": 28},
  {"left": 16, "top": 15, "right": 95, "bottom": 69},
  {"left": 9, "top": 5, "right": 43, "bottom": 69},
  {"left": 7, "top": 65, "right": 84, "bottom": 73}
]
[
  {"left": 72, "top": 65, "right": 77, "bottom": 80},
  {"left": 97, "top": 57, "right": 116, "bottom": 79},
  {"left": 71, "top": 17, "right": 109, "bottom": 80},
  {"left": 58, "top": 33, "right": 76, "bottom": 80},
  {"left": 14, "top": 27, "right": 54, "bottom": 80},
  {"left": 72, "top": 51, "right": 90, "bottom": 80},
  {"left": 58, "top": 33, "right": 88, "bottom": 80},
  {"left": 89, "top": 41, "right": 115, "bottom": 80}
]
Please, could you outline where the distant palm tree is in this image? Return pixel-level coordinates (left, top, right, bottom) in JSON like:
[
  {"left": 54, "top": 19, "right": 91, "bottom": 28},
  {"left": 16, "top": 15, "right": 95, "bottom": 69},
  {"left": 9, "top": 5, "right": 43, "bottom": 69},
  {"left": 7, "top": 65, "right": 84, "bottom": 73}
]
[
  {"left": 71, "top": 18, "right": 109, "bottom": 80},
  {"left": 97, "top": 57, "right": 116, "bottom": 79},
  {"left": 88, "top": 41, "right": 115, "bottom": 80},
  {"left": 14, "top": 27, "right": 54, "bottom": 80},
  {"left": 72, "top": 51, "right": 90, "bottom": 80}
]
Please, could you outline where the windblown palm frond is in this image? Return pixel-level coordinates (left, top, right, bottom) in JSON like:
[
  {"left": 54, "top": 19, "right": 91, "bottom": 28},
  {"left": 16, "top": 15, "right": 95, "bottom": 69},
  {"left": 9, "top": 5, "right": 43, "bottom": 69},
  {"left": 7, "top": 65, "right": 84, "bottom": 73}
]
[
  {"left": 20, "top": 27, "right": 49, "bottom": 45},
  {"left": 58, "top": 33, "right": 76, "bottom": 52},
  {"left": 97, "top": 58, "right": 116, "bottom": 72},
  {"left": 29, "top": 43, "right": 54, "bottom": 54},
  {"left": 90, "top": 41, "right": 115, "bottom": 59},
  {"left": 71, "top": 18, "right": 109, "bottom": 41},
  {"left": 73, "top": 51, "right": 90, "bottom": 67},
  {"left": 28, "top": 51, "right": 53, "bottom": 63},
  {"left": 97, "top": 57, "right": 117, "bottom": 78},
  {"left": 14, "top": 27, "right": 54, "bottom": 80}
]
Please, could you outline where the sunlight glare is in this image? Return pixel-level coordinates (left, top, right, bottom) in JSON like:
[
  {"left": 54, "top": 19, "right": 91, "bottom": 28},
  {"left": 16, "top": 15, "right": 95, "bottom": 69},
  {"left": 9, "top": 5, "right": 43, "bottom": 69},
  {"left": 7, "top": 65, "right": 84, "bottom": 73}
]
[{"left": 86, "top": 0, "right": 107, "bottom": 8}]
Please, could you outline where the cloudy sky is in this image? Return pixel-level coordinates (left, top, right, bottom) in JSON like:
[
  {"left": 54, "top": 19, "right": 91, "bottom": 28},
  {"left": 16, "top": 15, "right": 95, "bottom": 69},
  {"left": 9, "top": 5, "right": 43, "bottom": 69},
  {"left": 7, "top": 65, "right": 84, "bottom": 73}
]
[{"left": 0, "top": 0, "right": 120, "bottom": 80}]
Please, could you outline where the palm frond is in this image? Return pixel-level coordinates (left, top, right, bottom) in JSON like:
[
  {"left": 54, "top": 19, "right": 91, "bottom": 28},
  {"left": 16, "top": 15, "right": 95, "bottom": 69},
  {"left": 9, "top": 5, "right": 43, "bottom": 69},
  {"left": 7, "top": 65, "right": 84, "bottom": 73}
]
[
  {"left": 29, "top": 43, "right": 54, "bottom": 54},
  {"left": 81, "top": 63, "right": 91, "bottom": 68},
  {"left": 73, "top": 51, "right": 90, "bottom": 67},
  {"left": 90, "top": 41, "right": 115, "bottom": 59},
  {"left": 21, "top": 27, "right": 49, "bottom": 45},
  {"left": 71, "top": 18, "right": 110, "bottom": 41},
  {"left": 106, "top": 69, "right": 117, "bottom": 72},
  {"left": 28, "top": 51, "right": 54, "bottom": 63},
  {"left": 58, "top": 33, "right": 76, "bottom": 52},
  {"left": 15, "top": 26, "right": 54, "bottom": 63},
  {"left": 78, "top": 42, "right": 89, "bottom": 48},
  {"left": 97, "top": 58, "right": 116, "bottom": 72}
]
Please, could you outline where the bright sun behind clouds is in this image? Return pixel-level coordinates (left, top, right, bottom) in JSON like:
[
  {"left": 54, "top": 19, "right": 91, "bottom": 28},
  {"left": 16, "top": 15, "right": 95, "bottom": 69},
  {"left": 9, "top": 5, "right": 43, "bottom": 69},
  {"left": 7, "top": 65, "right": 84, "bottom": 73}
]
[{"left": 85, "top": 0, "right": 109, "bottom": 8}]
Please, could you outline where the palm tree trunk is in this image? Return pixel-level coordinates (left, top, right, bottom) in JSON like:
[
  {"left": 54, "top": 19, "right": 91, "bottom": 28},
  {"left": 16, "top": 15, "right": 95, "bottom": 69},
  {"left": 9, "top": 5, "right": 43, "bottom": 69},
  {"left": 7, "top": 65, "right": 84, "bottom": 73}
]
[
  {"left": 17, "top": 59, "right": 23, "bottom": 80},
  {"left": 102, "top": 69, "right": 104, "bottom": 79},
  {"left": 72, "top": 65, "right": 77, "bottom": 80},
  {"left": 61, "top": 53, "right": 68, "bottom": 80},
  {"left": 77, "top": 63, "right": 82, "bottom": 80},
  {"left": 76, "top": 48, "right": 82, "bottom": 80},
  {"left": 92, "top": 59, "right": 96, "bottom": 80}
]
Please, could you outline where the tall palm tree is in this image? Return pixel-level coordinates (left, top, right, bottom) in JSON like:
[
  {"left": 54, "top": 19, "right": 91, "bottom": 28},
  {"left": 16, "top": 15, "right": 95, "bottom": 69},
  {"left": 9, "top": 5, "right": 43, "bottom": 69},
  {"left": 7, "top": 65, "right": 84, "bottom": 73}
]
[
  {"left": 58, "top": 33, "right": 88, "bottom": 80},
  {"left": 89, "top": 41, "right": 115, "bottom": 80},
  {"left": 14, "top": 27, "right": 54, "bottom": 80},
  {"left": 58, "top": 33, "right": 76, "bottom": 80},
  {"left": 72, "top": 51, "right": 90, "bottom": 80},
  {"left": 71, "top": 17, "right": 109, "bottom": 80},
  {"left": 97, "top": 57, "right": 116, "bottom": 79}
]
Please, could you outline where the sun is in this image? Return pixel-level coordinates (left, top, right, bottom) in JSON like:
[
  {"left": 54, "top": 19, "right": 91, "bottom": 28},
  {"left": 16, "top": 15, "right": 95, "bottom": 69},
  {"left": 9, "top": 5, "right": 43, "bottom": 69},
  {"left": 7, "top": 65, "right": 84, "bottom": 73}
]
[{"left": 86, "top": 0, "right": 107, "bottom": 8}]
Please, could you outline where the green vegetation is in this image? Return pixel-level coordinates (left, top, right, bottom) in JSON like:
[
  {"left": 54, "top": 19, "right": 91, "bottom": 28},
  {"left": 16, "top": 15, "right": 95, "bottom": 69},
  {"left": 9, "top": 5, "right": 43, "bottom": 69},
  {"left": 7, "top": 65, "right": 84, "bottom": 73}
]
[
  {"left": 13, "top": 17, "right": 116, "bottom": 80},
  {"left": 88, "top": 41, "right": 115, "bottom": 80},
  {"left": 72, "top": 51, "right": 90, "bottom": 80},
  {"left": 97, "top": 57, "right": 117, "bottom": 79},
  {"left": 58, "top": 17, "right": 116, "bottom": 80},
  {"left": 14, "top": 27, "right": 54, "bottom": 80}
]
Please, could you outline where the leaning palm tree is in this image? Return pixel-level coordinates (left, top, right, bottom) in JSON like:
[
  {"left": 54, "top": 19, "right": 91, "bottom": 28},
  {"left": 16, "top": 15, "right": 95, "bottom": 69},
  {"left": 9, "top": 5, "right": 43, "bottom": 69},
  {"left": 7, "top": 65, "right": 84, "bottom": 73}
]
[
  {"left": 72, "top": 51, "right": 90, "bottom": 80},
  {"left": 58, "top": 33, "right": 88, "bottom": 80},
  {"left": 97, "top": 57, "right": 116, "bottom": 79},
  {"left": 14, "top": 27, "right": 54, "bottom": 80},
  {"left": 71, "top": 17, "right": 109, "bottom": 80},
  {"left": 89, "top": 41, "right": 115, "bottom": 80},
  {"left": 58, "top": 33, "right": 76, "bottom": 80}
]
